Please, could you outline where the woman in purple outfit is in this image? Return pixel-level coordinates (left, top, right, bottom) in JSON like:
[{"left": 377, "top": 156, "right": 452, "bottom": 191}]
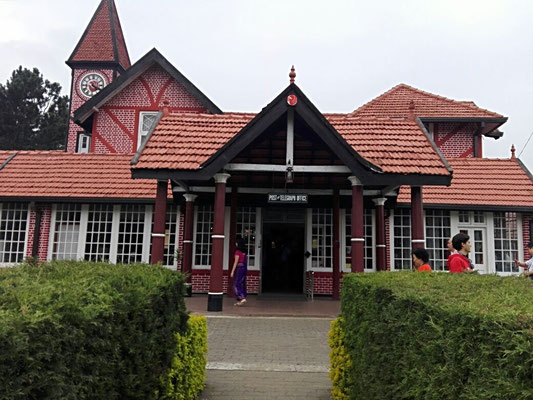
[{"left": 230, "top": 237, "right": 247, "bottom": 306}]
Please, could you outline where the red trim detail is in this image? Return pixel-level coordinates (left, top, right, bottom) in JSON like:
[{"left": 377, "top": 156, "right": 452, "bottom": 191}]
[
  {"left": 459, "top": 148, "right": 474, "bottom": 158},
  {"left": 93, "top": 132, "right": 117, "bottom": 153},
  {"left": 139, "top": 77, "right": 156, "bottom": 106},
  {"left": 155, "top": 77, "right": 175, "bottom": 105},
  {"left": 104, "top": 108, "right": 135, "bottom": 140},
  {"left": 477, "top": 135, "right": 483, "bottom": 158},
  {"left": 434, "top": 123, "right": 467, "bottom": 146}
]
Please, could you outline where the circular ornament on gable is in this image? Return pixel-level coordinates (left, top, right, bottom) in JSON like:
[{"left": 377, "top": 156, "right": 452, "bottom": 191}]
[
  {"left": 79, "top": 72, "right": 106, "bottom": 98},
  {"left": 287, "top": 94, "right": 298, "bottom": 106}
]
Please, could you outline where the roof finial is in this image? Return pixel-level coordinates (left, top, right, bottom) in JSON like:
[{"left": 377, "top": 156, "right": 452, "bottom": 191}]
[
  {"left": 289, "top": 65, "right": 296, "bottom": 84},
  {"left": 408, "top": 100, "right": 415, "bottom": 121},
  {"left": 511, "top": 144, "right": 516, "bottom": 159},
  {"left": 162, "top": 99, "right": 170, "bottom": 117}
]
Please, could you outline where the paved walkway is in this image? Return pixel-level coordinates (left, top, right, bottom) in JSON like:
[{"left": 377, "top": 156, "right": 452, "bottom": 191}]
[{"left": 186, "top": 295, "right": 339, "bottom": 399}]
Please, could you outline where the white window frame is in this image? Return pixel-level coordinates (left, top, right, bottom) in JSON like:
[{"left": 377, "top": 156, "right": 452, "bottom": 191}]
[
  {"left": 493, "top": 211, "right": 522, "bottom": 275},
  {"left": 193, "top": 205, "right": 214, "bottom": 269},
  {"left": 390, "top": 208, "right": 412, "bottom": 270},
  {"left": 236, "top": 206, "right": 260, "bottom": 270},
  {"left": 0, "top": 202, "right": 30, "bottom": 267},
  {"left": 77, "top": 132, "right": 91, "bottom": 153},
  {"left": 48, "top": 203, "right": 157, "bottom": 264},
  {"left": 137, "top": 111, "right": 159, "bottom": 150},
  {"left": 307, "top": 208, "right": 333, "bottom": 271},
  {"left": 425, "top": 209, "right": 452, "bottom": 271}
]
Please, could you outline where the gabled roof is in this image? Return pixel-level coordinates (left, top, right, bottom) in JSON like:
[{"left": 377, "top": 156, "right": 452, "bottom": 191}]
[
  {"left": 66, "top": 0, "right": 130, "bottom": 70},
  {"left": 397, "top": 157, "right": 533, "bottom": 210},
  {"left": 132, "top": 84, "right": 451, "bottom": 185},
  {"left": 73, "top": 48, "right": 221, "bottom": 130},
  {"left": 350, "top": 84, "right": 507, "bottom": 136},
  {"left": 327, "top": 116, "right": 450, "bottom": 176},
  {"left": 0, "top": 151, "right": 167, "bottom": 201}
]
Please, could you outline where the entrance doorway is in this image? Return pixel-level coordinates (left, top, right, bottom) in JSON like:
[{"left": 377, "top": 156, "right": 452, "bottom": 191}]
[{"left": 262, "top": 223, "right": 305, "bottom": 293}]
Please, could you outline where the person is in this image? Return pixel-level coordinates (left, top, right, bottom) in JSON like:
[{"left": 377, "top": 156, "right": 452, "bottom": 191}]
[
  {"left": 447, "top": 238, "right": 457, "bottom": 255},
  {"left": 447, "top": 233, "right": 473, "bottom": 273},
  {"left": 230, "top": 237, "right": 247, "bottom": 306},
  {"left": 412, "top": 248, "right": 432, "bottom": 272},
  {"left": 514, "top": 241, "right": 533, "bottom": 280}
]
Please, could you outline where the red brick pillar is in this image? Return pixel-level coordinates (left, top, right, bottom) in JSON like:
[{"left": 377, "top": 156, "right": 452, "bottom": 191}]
[
  {"left": 182, "top": 193, "right": 197, "bottom": 282},
  {"left": 227, "top": 188, "right": 237, "bottom": 298},
  {"left": 332, "top": 189, "right": 340, "bottom": 300},
  {"left": 348, "top": 176, "right": 364, "bottom": 273},
  {"left": 411, "top": 186, "right": 425, "bottom": 250},
  {"left": 373, "top": 197, "right": 387, "bottom": 271},
  {"left": 151, "top": 180, "right": 167, "bottom": 264},
  {"left": 208, "top": 173, "right": 230, "bottom": 312}
]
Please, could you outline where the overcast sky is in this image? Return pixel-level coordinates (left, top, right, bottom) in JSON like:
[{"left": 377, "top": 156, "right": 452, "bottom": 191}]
[{"left": 1, "top": 0, "right": 532, "bottom": 170}]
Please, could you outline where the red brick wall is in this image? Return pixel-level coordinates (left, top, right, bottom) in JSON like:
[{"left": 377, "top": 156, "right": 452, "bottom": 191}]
[
  {"left": 92, "top": 64, "right": 207, "bottom": 154},
  {"left": 313, "top": 272, "right": 333, "bottom": 295},
  {"left": 26, "top": 204, "right": 52, "bottom": 262},
  {"left": 191, "top": 269, "right": 260, "bottom": 294},
  {"left": 433, "top": 122, "right": 478, "bottom": 158},
  {"left": 67, "top": 69, "right": 114, "bottom": 152},
  {"left": 385, "top": 216, "right": 391, "bottom": 270}
]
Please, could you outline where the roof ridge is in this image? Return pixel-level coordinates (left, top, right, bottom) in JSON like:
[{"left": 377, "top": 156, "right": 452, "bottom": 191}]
[{"left": 350, "top": 83, "right": 502, "bottom": 118}]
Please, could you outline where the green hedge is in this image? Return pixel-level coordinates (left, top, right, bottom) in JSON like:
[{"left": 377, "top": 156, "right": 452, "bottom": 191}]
[
  {"left": 0, "top": 261, "right": 189, "bottom": 400},
  {"left": 332, "top": 272, "right": 533, "bottom": 400},
  {"left": 156, "top": 315, "right": 208, "bottom": 399}
]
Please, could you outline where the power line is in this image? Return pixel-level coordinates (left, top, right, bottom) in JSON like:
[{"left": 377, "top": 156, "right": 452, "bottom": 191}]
[{"left": 518, "top": 130, "right": 533, "bottom": 158}]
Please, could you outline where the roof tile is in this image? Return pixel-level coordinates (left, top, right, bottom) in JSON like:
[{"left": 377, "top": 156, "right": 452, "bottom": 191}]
[
  {"left": 351, "top": 84, "right": 503, "bottom": 119},
  {"left": 0, "top": 151, "right": 163, "bottom": 200},
  {"left": 397, "top": 158, "right": 533, "bottom": 207}
]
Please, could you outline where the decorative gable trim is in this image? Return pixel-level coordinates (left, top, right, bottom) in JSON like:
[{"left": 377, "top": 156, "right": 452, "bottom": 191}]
[{"left": 73, "top": 48, "right": 222, "bottom": 130}]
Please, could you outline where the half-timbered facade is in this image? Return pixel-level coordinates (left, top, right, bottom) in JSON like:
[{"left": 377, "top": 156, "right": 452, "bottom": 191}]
[{"left": 1, "top": 0, "right": 533, "bottom": 311}]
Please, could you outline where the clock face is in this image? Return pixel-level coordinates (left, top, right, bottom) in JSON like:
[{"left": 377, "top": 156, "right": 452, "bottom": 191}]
[{"left": 79, "top": 72, "right": 106, "bottom": 98}]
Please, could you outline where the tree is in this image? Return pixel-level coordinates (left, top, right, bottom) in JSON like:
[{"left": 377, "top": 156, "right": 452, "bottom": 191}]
[{"left": 0, "top": 66, "right": 69, "bottom": 150}]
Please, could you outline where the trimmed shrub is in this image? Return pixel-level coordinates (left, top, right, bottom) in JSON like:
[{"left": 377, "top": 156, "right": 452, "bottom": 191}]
[
  {"left": 329, "top": 317, "right": 352, "bottom": 400},
  {"left": 336, "top": 272, "right": 533, "bottom": 400},
  {"left": 0, "top": 261, "right": 189, "bottom": 400},
  {"left": 156, "top": 315, "right": 208, "bottom": 400}
]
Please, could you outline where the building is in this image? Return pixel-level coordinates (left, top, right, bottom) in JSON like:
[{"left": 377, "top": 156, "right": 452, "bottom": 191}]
[{"left": 1, "top": 0, "right": 532, "bottom": 311}]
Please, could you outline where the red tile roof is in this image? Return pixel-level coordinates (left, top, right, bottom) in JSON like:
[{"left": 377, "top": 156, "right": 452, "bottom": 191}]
[
  {"left": 397, "top": 158, "right": 533, "bottom": 208},
  {"left": 133, "top": 112, "right": 450, "bottom": 176},
  {"left": 351, "top": 84, "right": 503, "bottom": 119},
  {"left": 0, "top": 152, "right": 164, "bottom": 200},
  {"left": 132, "top": 113, "right": 255, "bottom": 170},
  {"left": 327, "top": 116, "right": 450, "bottom": 176},
  {"left": 67, "top": 0, "right": 130, "bottom": 69}
]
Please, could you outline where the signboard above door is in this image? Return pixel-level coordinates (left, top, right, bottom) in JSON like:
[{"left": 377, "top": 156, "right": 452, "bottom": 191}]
[{"left": 267, "top": 193, "right": 308, "bottom": 204}]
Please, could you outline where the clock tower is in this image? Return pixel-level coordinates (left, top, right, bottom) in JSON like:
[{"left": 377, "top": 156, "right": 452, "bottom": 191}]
[{"left": 65, "top": 0, "right": 130, "bottom": 153}]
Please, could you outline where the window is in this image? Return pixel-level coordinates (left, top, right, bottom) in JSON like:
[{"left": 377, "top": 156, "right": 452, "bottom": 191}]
[
  {"left": 425, "top": 210, "right": 451, "bottom": 271},
  {"left": 345, "top": 209, "right": 374, "bottom": 270},
  {"left": 116, "top": 205, "right": 146, "bottom": 264},
  {"left": 194, "top": 205, "right": 213, "bottom": 267},
  {"left": 0, "top": 203, "right": 28, "bottom": 264},
  {"left": 150, "top": 204, "right": 180, "bottom": 267},
  {"left": 137, "top": 112, "right": 159, "bottom": 150},
  {"left": 458, "top": 211, "right": 469, "bottom": 224},
  {"left": 494, "top": 212, "right": 519, "bottom": 273},
  {"left": 77, "top": 132, "right": 91, "bottom": 153},
  {"left": 393, "top": 208, "right": 411, "bottom": 270},
  {"left": 84, "top": 204, "right": 113, "bottom": 262},
  {"left": 311, "top": 208, "right": 332, "bottom": 269},
  {"left": 237, "top": 207, "right": 257, "bottom": 267},
  {"left": 52, "top": 204, "right": 82, "bottom": 260}
]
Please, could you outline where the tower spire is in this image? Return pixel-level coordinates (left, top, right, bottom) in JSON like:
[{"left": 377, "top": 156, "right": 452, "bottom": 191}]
[{"left": 66, "top": 0, "right": 130, "bottom": 71}]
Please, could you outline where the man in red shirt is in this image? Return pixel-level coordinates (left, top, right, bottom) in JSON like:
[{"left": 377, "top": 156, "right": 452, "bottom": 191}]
[{"left": 447, "top": 233, "right": 473, "bottom": 273}]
